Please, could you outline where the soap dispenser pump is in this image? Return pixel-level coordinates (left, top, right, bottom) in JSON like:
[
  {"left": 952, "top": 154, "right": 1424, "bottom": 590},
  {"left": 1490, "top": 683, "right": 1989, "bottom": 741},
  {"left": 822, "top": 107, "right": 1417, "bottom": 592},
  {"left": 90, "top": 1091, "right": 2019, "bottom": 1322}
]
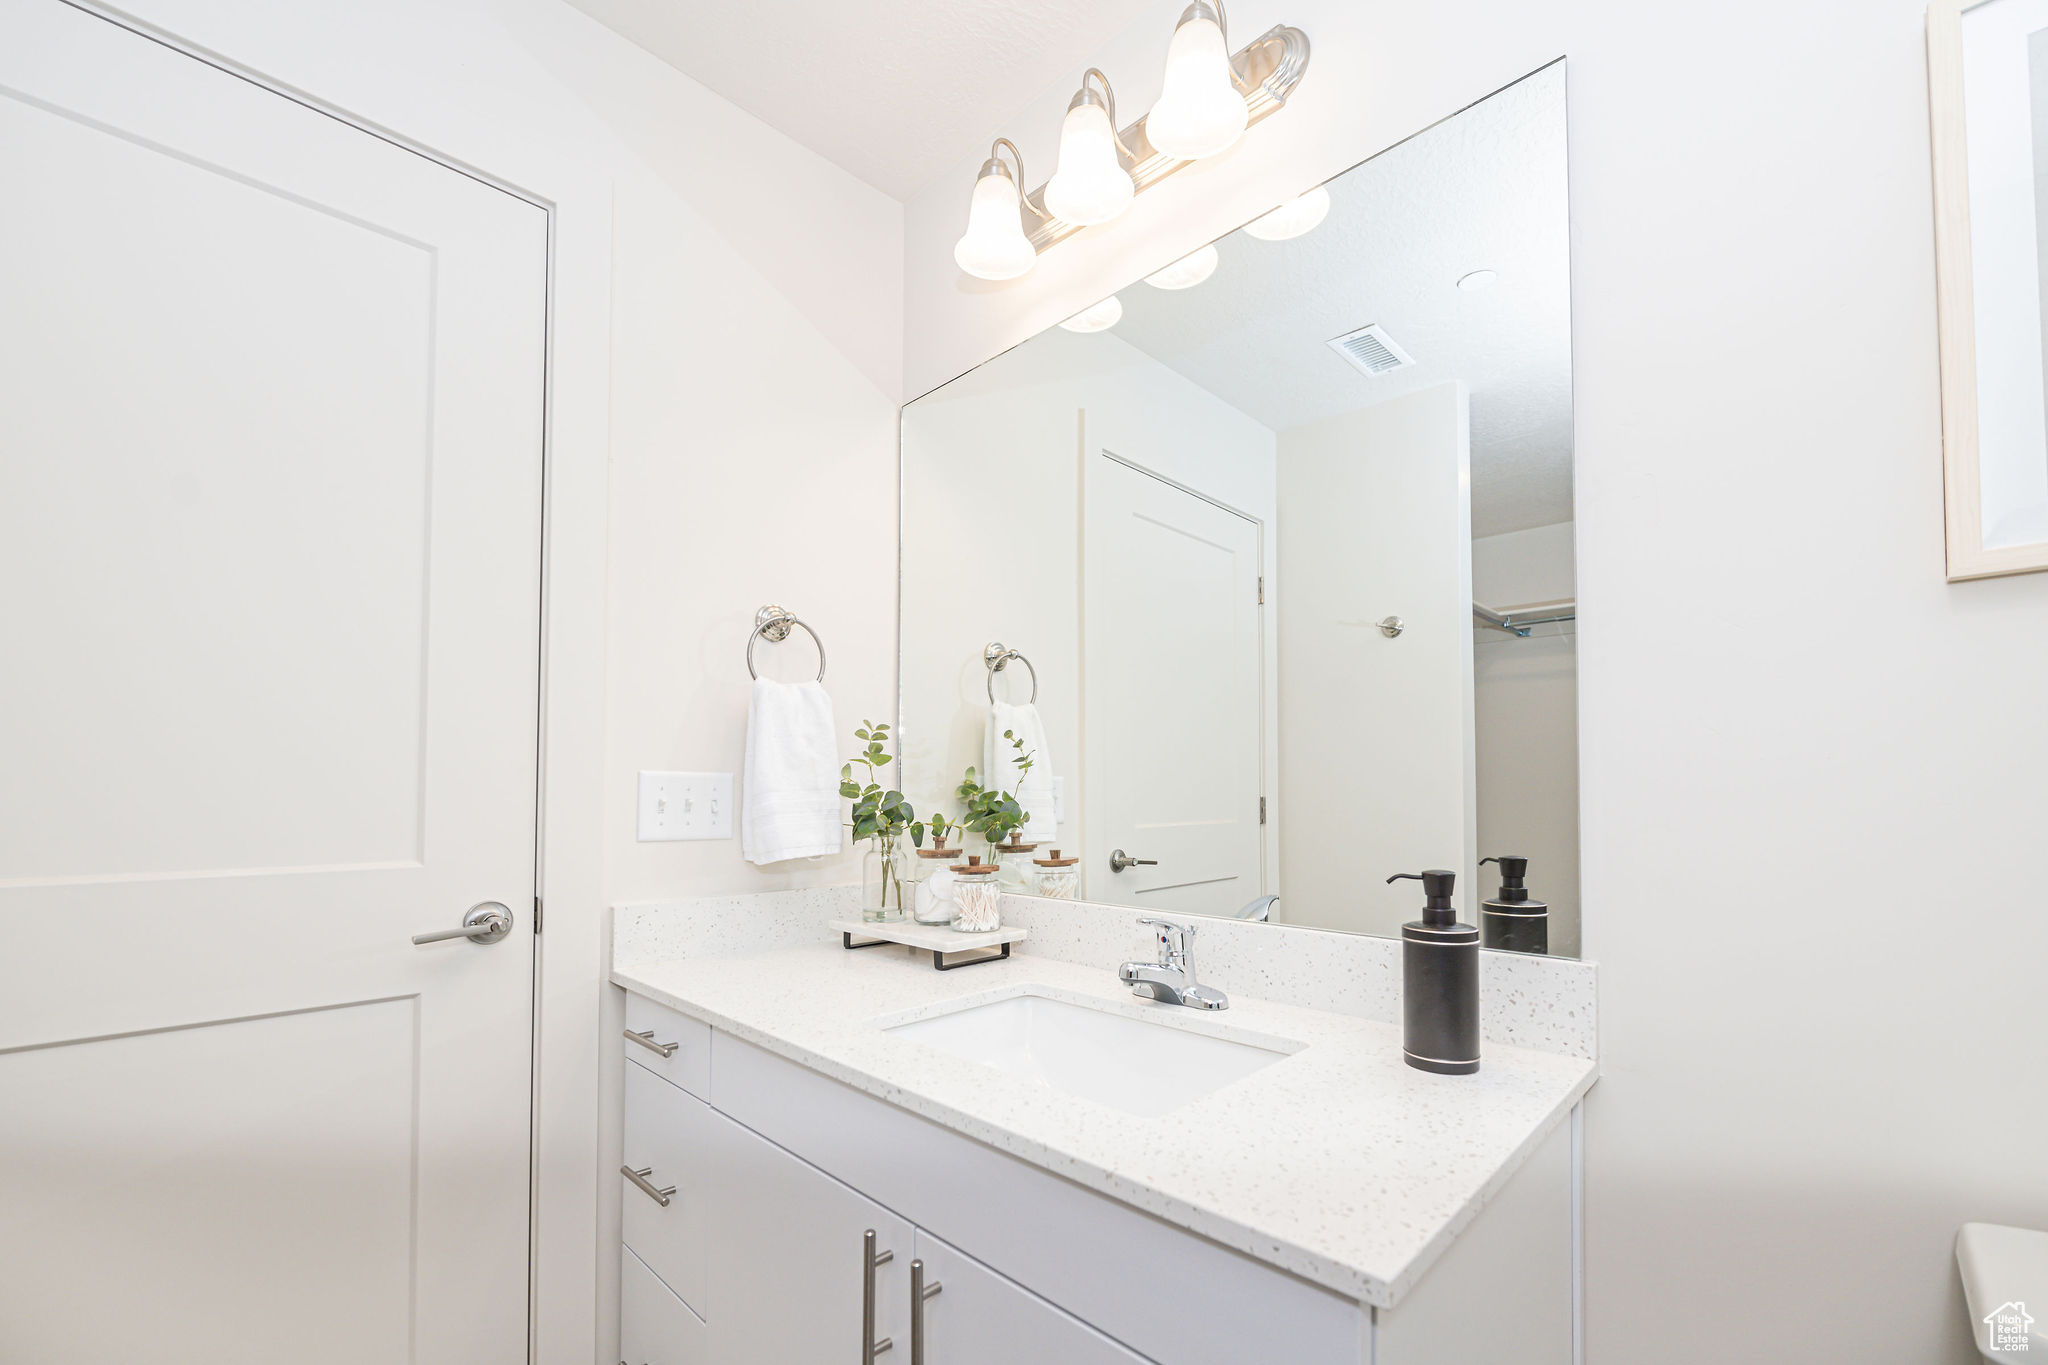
[
  {"left": 1387, "top": 870, "right": 1480, "bottom": 1075},
  {"left": 1479, "top": 855, "right": 1549, "bottom": 955}
]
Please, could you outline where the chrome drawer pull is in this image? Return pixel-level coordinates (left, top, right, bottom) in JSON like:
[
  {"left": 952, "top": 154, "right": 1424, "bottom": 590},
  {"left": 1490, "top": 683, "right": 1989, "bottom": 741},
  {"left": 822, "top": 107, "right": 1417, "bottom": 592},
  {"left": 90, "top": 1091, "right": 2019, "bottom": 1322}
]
[
  {"left": 624, "top": 1027, "right": 679, "bottom": 1059},
  {"left": 909, "top": 1259, "right": 942, "bottom": 1365},
  {"left": 621, "top": 1164, "right": 675, "bottom": 1207},
  {"left": 863, "top": 1228, "right": 896, "bottom": 1361}
]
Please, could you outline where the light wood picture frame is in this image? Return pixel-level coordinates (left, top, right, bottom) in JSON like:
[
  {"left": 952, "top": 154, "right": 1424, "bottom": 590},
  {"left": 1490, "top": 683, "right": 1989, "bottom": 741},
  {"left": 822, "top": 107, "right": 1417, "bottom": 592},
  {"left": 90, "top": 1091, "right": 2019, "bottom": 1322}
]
[{"left": 1928, "top": 0, "right": 2048, "bottom": 579}]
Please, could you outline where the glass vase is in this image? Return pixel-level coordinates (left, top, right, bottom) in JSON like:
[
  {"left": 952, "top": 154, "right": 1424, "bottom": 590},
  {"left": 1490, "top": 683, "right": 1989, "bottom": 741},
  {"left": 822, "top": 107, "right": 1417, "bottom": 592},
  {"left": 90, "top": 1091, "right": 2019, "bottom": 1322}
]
[{"left": 861, "top": 841, "right": 909, "bottom": 924}]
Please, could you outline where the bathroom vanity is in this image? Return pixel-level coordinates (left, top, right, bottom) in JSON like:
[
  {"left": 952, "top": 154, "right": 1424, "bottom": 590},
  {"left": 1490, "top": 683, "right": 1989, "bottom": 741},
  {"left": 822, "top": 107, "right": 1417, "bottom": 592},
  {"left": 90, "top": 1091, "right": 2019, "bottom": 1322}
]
[{"left": 610, "top": 896, "right": 1594, "bottom": 1365}]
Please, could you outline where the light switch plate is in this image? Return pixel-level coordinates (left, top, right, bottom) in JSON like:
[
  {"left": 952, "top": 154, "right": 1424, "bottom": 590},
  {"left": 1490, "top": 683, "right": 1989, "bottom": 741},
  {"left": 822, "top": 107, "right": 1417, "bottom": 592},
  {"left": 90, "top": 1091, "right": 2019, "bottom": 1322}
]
[{"left": 636, "top": 771, "right": 734, "bottom": 841}]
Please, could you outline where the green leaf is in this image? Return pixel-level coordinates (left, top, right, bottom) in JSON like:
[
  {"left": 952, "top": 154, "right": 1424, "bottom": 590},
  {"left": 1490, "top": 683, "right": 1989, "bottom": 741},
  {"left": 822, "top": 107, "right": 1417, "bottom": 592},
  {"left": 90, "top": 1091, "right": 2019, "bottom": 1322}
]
[
  {"left": 839, "top": 781, "right": 861, "bottom": 799},
  {"left": 873, "top": 752, "right": 891, "bottom": 765}
]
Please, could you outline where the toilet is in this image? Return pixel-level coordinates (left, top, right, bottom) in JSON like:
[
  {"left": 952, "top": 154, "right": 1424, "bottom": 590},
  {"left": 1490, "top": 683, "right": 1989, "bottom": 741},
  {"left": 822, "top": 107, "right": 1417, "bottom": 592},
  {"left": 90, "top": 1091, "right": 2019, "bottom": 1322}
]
[{"left": 1958, "top": 1223, "right": 2048, "bottom": 1360}]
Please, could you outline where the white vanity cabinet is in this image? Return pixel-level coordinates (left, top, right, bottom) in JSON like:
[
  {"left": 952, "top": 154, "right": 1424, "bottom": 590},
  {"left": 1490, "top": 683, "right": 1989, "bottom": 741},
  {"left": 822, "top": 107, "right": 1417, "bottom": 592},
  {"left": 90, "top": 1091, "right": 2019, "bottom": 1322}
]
[
  {"left": 908, "top": 1229, "right": 1150, "bottom": 1365},
  {"left": 617, "top": 989, "right": 1574, "bottom": 1365},
  {"left": 702, "top": 1108, "right": 913, "bottom": 1363}
]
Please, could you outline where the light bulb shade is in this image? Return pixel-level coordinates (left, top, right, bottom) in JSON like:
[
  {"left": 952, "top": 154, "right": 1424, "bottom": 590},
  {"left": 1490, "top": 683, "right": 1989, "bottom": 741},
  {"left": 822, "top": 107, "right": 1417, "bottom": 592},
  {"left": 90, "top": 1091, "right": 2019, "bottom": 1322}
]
[
  {"left": 1144, "top": 243, "right": 1220, "bottom": 290},
  {"left": 953, "top": 163, "right": 1036, "bottom": 280},
  {"left": 1058, "top": 295, "right": 1124, "bottom": 332},
  {"left": 1242, "top": 185, "right": 1332, "bottom": 241},
  {"left": 1145, "top": 7, "right": 1248, "bottom": 160},
  {"left": 1044, "top": 98, "right": 1134, "bottom": 226}
]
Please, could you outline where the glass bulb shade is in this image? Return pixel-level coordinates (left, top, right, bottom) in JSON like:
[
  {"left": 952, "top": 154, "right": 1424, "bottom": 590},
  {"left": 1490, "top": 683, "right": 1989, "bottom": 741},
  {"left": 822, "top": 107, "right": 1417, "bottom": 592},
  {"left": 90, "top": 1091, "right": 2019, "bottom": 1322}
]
[
  {"left": 953, "top": 166, "right": 1036, "bottom": 280},
  {"left": 1145, "top": 12, "right": 1248, "bottom": 160},
  {"left": 1242, "top": 185, "right": 1332, "bottom": 241},
  {"left": 1044, "top": 100, "right": 1134, "bottom": 226},
  {"left": 1144, "top": 243, "right": 1220, "bottom": 290},
  {"left": 1058, "top": 295, "right": 1124, "bottom": 333}
]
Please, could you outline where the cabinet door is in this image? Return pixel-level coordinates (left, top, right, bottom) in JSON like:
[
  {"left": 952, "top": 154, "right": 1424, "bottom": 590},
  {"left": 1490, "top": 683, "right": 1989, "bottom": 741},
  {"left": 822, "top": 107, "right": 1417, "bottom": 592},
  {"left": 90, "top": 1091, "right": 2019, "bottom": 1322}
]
[
  {"left": 911, "top": 1230, "right": 1152, "bottom": 1365},
  {"left": 705, "top": 1110, "right": 913, "bottom": 1364},
  {"left": 620, "top": 1246, "right": 708, "bottom": 1365}
]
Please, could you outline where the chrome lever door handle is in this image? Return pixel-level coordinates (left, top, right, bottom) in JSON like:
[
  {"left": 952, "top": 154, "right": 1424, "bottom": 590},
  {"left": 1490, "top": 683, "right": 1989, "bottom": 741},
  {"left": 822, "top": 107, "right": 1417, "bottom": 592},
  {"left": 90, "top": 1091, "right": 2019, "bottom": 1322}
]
[
  {"left": 412, "top": 902, "right": 513, "bottom": 946},
  {"left": 1108, "top": 849, "right": 1158, "bottom": 873},
  {"left": 621, "top": 1165, "right": 675, "bottom": 1207}
]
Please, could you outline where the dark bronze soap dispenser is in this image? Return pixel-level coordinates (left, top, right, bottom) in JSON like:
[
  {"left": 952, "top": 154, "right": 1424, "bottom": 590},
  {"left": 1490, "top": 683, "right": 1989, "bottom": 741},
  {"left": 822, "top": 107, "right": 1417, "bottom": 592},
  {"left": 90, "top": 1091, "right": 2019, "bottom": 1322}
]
[
  {"left": 1387, "top": 869, "right": 1480, "bottom": 1075},
  {"left": 1479, "top": 855, "right": 1550, "bottom": 955}
]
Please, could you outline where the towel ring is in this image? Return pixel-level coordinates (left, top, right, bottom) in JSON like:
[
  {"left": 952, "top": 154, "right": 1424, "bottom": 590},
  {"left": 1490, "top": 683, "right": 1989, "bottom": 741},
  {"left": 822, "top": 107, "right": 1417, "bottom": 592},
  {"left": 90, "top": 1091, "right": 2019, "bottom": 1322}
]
[
  {"left": 748, "top": 604, "right": 826, "bottom": 681},
  {"left": 983, "top": 641, "right": 1037, "bottom": 704}
]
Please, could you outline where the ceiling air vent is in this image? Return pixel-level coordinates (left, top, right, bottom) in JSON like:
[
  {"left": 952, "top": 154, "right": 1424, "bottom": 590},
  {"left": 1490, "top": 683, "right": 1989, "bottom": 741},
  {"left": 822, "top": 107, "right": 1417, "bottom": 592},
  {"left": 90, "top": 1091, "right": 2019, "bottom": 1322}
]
[{"left": 1326, "top": 323, "right": 1414, "bottom": 378}]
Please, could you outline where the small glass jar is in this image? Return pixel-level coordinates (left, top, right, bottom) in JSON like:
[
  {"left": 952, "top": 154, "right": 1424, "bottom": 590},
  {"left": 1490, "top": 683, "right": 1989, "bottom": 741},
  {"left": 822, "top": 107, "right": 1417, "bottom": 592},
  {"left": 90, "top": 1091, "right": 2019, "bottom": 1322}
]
[
  {"left": 861, "top": 841, "right": 909, "bottom": 924},
  {"left": 909, "top": 845, "right": 962, "bottom": 926},
  {"left": 949, "top": 856, "right": 1003, "bottom": 933},
  {"left": 993, "top": 835, "right": 1039, "bottom": 890},
  {"left": 1030, "top": 848, "right": 1080, "bottom": 900}
]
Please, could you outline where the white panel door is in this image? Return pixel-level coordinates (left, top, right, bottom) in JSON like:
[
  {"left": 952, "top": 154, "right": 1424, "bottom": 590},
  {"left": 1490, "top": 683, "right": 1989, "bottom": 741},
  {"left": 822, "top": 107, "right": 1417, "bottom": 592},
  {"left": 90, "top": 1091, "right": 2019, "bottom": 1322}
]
[
  {"left": 0, "top": 5, "right": 546, "bottom": 1362},
  {"left": 1083, "top": 453, "right": 1264, "bottom": 916},
  {"left": 1275, "top": 384, "right": 1475, "bottom": 937}
]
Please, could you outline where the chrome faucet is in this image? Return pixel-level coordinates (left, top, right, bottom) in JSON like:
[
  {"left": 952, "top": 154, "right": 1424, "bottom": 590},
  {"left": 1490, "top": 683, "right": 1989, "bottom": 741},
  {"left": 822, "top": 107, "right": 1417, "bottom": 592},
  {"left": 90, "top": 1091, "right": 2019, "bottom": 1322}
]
[{"left": 1119, "top": 918, "right": 1229, "bottom": 1011}]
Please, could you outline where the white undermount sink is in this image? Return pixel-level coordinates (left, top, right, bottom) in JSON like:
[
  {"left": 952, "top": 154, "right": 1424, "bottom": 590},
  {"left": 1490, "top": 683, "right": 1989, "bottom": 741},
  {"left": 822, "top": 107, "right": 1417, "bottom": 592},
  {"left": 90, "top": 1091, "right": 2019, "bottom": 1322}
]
[{"left": 881, "top": 988, "right": 1296, "bottom": 1118}]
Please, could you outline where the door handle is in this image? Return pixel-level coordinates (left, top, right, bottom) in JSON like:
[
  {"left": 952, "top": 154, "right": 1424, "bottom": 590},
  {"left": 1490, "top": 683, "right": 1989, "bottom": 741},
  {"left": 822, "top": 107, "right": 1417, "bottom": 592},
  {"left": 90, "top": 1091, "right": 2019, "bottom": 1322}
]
[
  {"left": 1108, "top": 849, "right": 1157, "bottom": 873},
  {"left": 621, "top": 1165, "right": 675, "bottom": 1207},
  {"left": 863, "top": 1228, "right": 896, "bottom": 1361},
  {"left": 411, "top": 902, "right": 514, "bottom": 945}
]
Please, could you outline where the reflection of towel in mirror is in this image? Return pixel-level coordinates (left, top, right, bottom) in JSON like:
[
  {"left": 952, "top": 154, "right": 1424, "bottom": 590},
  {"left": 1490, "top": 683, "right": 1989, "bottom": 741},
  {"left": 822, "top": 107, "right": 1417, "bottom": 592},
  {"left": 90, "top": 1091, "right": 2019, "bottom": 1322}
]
[
  {"left": 986, "top": 701, "right": 1056, "bottom": 841},
  {"left": 742, "top": 679, "right": 843, "bottom": 865}
]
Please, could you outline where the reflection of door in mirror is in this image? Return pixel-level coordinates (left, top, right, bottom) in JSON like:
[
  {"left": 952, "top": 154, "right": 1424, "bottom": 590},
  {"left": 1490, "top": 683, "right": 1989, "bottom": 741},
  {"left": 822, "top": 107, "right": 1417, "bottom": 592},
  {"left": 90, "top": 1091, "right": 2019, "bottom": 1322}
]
[
  {"left": 1084, "top": 452, "right": 1264, "bottom": 914},
  {"left": 1276, "top": 384, "right": 1476, "bottom": 937}
]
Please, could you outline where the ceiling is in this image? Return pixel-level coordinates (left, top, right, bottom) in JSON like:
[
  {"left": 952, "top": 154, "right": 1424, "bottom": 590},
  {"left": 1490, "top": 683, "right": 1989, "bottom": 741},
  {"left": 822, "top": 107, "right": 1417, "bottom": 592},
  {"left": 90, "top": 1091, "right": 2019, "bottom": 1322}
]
[
  {"left": 562, "top": 0, "right": 1161, "bottom": 199},
  {"left": 1108, "top": 66, "right": 1574, "bottom": 538}
]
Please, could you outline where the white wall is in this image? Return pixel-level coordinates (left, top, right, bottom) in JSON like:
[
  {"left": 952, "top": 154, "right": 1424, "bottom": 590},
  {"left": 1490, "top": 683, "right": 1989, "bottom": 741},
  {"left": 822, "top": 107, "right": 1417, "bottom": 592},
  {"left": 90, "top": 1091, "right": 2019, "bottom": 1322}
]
[
  {"left": 1473, "top": 522, "right": 1581, "bottom": 955},
  {"left": 93, "top": 2, "right": 902, "bottom": 1360},
  {"left": 900, "top": 325, "right": 1278, "bottom": 886},
  {"left": 1277, "top": 384, "right": 1475, "bottom": 937},
  {"left": 901, "top": 2, "right": 2048, "bottom": 1360}
]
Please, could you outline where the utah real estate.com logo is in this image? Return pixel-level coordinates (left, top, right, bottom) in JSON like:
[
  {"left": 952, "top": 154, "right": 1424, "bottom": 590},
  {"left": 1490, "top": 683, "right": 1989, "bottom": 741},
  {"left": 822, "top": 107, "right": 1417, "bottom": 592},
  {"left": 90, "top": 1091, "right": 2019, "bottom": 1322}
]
[{"left": 1987, "top": 1301, "right": 2035, "bottom": 1353}]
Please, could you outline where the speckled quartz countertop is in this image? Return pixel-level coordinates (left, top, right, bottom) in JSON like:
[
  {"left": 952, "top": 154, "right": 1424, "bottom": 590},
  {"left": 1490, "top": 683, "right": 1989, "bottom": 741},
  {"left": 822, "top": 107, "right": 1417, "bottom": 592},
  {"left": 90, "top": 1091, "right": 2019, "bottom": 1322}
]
[{"left": 613, "top": 941, "right": 1596, "bottom": 1308}]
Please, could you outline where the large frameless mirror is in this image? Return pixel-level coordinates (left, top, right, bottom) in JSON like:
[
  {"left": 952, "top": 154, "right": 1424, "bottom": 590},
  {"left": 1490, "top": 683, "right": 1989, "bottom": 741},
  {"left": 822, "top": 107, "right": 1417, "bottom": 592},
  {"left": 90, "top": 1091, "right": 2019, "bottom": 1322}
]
[{"left": 899, "top": 62, "right": 1579, "bottom": 954}]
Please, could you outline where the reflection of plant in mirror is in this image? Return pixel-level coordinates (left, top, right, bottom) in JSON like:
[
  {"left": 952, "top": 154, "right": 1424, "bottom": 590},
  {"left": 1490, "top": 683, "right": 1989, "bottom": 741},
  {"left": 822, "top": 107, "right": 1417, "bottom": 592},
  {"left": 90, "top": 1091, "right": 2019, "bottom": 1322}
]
[
  {"left": 955, "top": 730, "right": 1035, "bottom": 854},
  {"left": 841, "top": 720, "right": 915, "bottom": 918}
]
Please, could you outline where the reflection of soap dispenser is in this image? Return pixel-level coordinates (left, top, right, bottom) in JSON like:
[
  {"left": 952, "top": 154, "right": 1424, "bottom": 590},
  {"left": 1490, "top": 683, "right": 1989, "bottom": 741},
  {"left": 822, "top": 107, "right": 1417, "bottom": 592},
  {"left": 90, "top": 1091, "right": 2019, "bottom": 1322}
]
[
  {"left": 1387, "top": 870, "right": 1480, "bottom": 1075},
  {"left": 1479, "top": 855, "right": 1549, "bottom": 956}
]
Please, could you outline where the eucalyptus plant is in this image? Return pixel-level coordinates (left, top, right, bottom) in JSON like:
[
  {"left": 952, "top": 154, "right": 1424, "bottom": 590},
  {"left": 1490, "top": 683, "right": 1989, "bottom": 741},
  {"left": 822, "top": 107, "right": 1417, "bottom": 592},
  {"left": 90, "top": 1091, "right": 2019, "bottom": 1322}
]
[
  {"left": 840, "top": 720, "right": 915, "bottom": 914},
  {"left": 953, "top": 729, "right": 1035, "bottom": 856}
]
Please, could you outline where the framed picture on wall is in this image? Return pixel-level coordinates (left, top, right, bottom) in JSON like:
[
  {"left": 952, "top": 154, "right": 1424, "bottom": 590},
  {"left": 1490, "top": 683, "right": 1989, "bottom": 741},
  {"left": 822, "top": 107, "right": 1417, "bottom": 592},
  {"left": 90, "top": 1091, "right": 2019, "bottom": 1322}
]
[{"left": 1929, "top": 0, "right": 2048, "bottom": 579}]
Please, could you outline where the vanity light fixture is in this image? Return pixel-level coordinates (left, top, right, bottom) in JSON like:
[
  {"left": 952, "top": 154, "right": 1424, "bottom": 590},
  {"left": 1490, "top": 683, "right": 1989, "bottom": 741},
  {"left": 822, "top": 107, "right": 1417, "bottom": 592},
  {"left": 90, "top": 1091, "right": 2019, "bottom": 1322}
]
[
  {"left": 1147, "top": 1, "right": 1251, "bottom": 160},
  {"left": 1058, "top": 296, "right": 1125, "bottom": 332},
  {"left": 954, "top": 138, "right": 1043, "bottom": 281},
  {"left": 1045, "top": 70, "right": 1136, "bottom": 226},
  {"left": 1456, "top": 268, "right": 1499, "bottom": 291},
  {"left": 1242, "top": 184, "right": 1331, "bottom": 241},
  {"left": 1144, "top": 243, "right": 1220, "bottom": 290},
  {"left": 950, "top": 10, "right": 1310, "bottom": 279}
]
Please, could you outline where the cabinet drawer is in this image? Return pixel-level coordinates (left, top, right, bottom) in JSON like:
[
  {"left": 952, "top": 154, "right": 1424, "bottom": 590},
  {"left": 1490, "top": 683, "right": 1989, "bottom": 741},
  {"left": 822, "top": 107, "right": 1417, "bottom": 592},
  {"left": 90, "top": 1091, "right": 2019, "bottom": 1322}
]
[
  {"left": 620, "top": 1245, "right": 707, "bottom": 1365},
  {"left": 623, "top": 992, "right": 711, "bottom": 1099},
  {"left": 622, "top": 1059, "right": 713, "bottom": 1314},
  {"left": 912, "top": 1229, "right": 1152, "bottom": 1364}
]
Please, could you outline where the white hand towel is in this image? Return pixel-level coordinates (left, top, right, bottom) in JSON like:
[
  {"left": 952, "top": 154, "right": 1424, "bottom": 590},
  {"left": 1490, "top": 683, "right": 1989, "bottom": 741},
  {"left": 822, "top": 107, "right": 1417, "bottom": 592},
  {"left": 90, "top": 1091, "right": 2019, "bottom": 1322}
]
[
  {"left": 985, "top": 700, "right": 1057, "bottom": 841},
  {"left": 742, "top": 679, "right": 843, "bottom": 865}
]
